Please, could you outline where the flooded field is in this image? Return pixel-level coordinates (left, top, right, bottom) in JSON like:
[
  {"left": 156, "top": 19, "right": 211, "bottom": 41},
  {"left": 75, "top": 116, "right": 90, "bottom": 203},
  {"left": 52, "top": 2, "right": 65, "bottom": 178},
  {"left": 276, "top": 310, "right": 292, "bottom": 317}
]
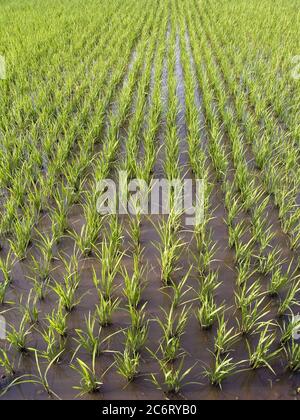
[{"left": 0, "top": 0, "right": 300, "bottom": 401}]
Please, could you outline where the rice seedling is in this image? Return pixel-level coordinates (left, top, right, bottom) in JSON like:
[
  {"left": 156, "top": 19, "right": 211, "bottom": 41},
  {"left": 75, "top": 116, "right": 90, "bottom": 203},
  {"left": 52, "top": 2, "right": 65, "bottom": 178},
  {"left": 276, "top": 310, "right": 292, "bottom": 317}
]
[
  {"left": 268, "top": 267, "right": 291, "bottom": 297},
  {"left": 247, "top": 325, "right": 282, "bottom": 371},
  {"left": 46, "top": 306, "right": 68, "bottom": 338},
  {"left": 0, "top": 349, "right": 15, "bottom": 377},
  {"left": 21, "top": 289, "right": 39, "bottom": 325},
  {"left": 237, "top": 298, "right": 270, "bottom": 336},
  {"left": 278, "top": 281, "right": 300, "bottom": 317},
  {"left": 9, "top": 210, "right": 34, "bottom": 260},
  {"left": 122, "top": 269, "right": 143, "bottom": 309},
  {"left": 196, "top": 295, "right": 224, "bottom": 330},
  {"left": 214, "top": 316, "right": 240, "bottom": 355},
  {"left": 69, "top": 196, "right": 103, "bottom": 256},
  {"left": 153, "top": 212, "right": 183, "bottom": 285},
  {"left": 198, "top": 270, "right": 221, "bottom": 298},
  {"left": 150, "top": 356, "right": 197, "bottom": 395},
  {"left": 124, "top": 323, "right": 149, "bottom": 355},
  {"left": 280, "top": 316, "right": 300, "bottom": 345},
  {"left": 74, "top": 312, "right": 119, "bottom": 357},
  {"left": 0, "top": 251, "right": 15, "bottom": 285},
  {"left": 39, "top": 328, "right": 66, "bottom": 363},
  {"left": 157, "top": 305, "right": 189, "bottom": 343},
  {"left": 95, "top": 294, "right": 120, "bottom": 327},
  {"left": 169, "top": 268, "right": 193, "bottom": 308},
  {"left": 284, "top": 340, "right": 300, "bottom": 372},
  {"left": 204, "top": 353, "right": 243, "bottom": 388},
  {"left": 114, "top": 349, "right": 140, "bottom": 383},
  {"left": 93, "top": 240, "right": 123, "bottom": 301},
  {"left": 257, "top": 247, "right": 283, "bottom": 276},
  {"left": 235, "top": 280, "right": 263, "bottom": 310},
  {"left": 0, "top": 280, "right": 9, "bottom": 305},
  {"left": 51, "top": 277, "right": 81, "bottom": 313},
  {"left": 72, "top": 350, "right": 104, "bottom": 397},
  {"left": 6, "top": 315, "right": 32, "bottom": 353},
  {"left": 127, "top": 303, "right": 148, "bottom": 332},
  {"left": 1, "top": 350, "right": 61, "bottom": 399}
]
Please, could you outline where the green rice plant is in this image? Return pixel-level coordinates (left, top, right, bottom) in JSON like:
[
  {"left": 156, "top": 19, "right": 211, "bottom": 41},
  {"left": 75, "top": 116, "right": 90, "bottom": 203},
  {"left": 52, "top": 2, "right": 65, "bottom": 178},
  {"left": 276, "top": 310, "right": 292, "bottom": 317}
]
[
  {"left": 39, "top": 328, "right": 66, "bottom": 363},
  {"left": 0, "top": 348, "right": 15, "bottom": 376},
  {"left": 74, "top": 312, "right": 118, "bottom": 357},
  {"left": 227, "top": 220, "right": 246, "bottom": 249},
  {"left": 93, "top": 240, "right": 124, "bottom": 300},
  {"left": 122, "top": 269, "right": 143, "bottom": 309},
  {"left": 29, "top": 254, "right": 52, "bottom": 285},
  {"left": 95, "top": 293, "right": 120, "bottom": 327},
  {"left": 157, "top": 305, "right": 189, "bottom": 342},
  {"left": 6, "top": 315, "right": 32, "bottom": 353},
  {"left": 150, "top": 356, "right": 196, "bottom": 395},
  {"left": 74, "top": 313, "right": 103, "bottom": 357},
  {"left": 269, "top": 268, "right": 289, "bottom": 297},
  {"left": 153, "top": 213, "right": 183, "bottom": 285},
  {"left": 194, "top": 233, "right": 218, "bottom": 277},
  {"left": 258, "top": 228, "right": 276, "bottom": 254},
  {"left": 234, "top": 237, "right": 255, "bottom": 266},
  {"left": 50, "top": 187, "right": 72, "bottom": 241},
  {"left": 9, "top": 210, "right": 34, "bottom": 260},
  {"left": 204, "top": 353, "right": 243, "bottom": 388},
  {"left": 0, "top": 251, "right": 15, "bottom": 284},
  {"left": 236, "top": 258, "right": 256, "bottom": 287},
  {"left": 72, "top": 351, "right": 104, "bottom": 396},
  {"left": 237, "top": 298, "right": 270, "bottom": 335},
  {"left": 227, "top": 196, "right": 241, "bottom": 227},
  {"left": 157, "top": 336, "right": 184, "bottom": 364},
  {"left": 280, "top": 316, "right": 300, "bottom": 345},
  {"left": 214, "top": 316, "right": 240, "bottom": 355},
  {"left": 198, "top": 271, "right": 221, "bottom": 298},
  {"left": 278, "top": 280, "right": 300, "bottom": 317},
  {"left": 285, "top": 340, "right": 300, "bottom": 372},
  {"left": 1, "top": 350, "right": 61, "bottom": 399},
  {"left": 127, "top": 303, "right": 148, "bottom": 332},
  {"left": 247, "top": 325, "right": 282, "bottom": 372},
  {"left": 124, "top": 323, "right": 149, "bottom": 355},
  {"left": 105, "top": 215, "right": 124, "bottom": 260},
  {"left": 70, "top": 196, "right": 102, "bottom": 256},
  {"left": 235, "top": 279, "right": 263, "bottom": 309},
  {"left": 46, "top": 306, "right": 68, "bottom": 338},
  {"left": 132, "top": 248, "right": 146, "bottom": 284},
  {"left": 28, "top": 274, "right": 50, "bottom": 301},
  {"left": 21, "top": 289, "right": 39, "bottom": 325},
  {"left": 0, "top": 280, "right": 9, "bottom": 305},
  {"left": 128, "top": 212, "right": 142, "bottom": 250},
  {"left": 35, "top": 229, "right": 56, "bottom": 267},
  {"left": 114, "top": 348, "right": 140, "bottom": 382},
  {"left": 169, "top": 268, "right": 192, "bottom": 308},
  {"left": 257, "top": 247, "right": 283, "bottom": 275},
  {"left": 51, "top": 276, "right": 81, "bottom": 313},
  {"left": 196, "top": 295, "right": 224, "bottom": 330},
  {"left": 59, "top": 250, "right": 81, "bottom": 289}
]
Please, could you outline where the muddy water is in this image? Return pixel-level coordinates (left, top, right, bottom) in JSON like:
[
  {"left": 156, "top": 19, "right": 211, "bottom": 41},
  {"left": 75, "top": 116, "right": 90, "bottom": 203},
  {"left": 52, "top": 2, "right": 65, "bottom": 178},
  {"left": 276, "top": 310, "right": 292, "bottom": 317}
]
[{"left": 1, "top": 29, "right": 300, "bottom": 403}]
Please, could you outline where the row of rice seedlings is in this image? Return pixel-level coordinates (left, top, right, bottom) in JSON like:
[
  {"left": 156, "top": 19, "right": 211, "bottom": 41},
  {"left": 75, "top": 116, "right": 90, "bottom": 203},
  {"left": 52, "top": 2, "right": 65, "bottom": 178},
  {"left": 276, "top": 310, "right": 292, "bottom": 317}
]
[
  {"left": 201, "top": 0, "right": 300, "bottom": 250},
  {"left": 0, "top": 2, "right": 130, "bottom": 237},
  {"left": 0, "top": 1, "right": 146, "bottom": 263},
  {"left": 190, "top": 0, "right": 300, "bottom": 329}
]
